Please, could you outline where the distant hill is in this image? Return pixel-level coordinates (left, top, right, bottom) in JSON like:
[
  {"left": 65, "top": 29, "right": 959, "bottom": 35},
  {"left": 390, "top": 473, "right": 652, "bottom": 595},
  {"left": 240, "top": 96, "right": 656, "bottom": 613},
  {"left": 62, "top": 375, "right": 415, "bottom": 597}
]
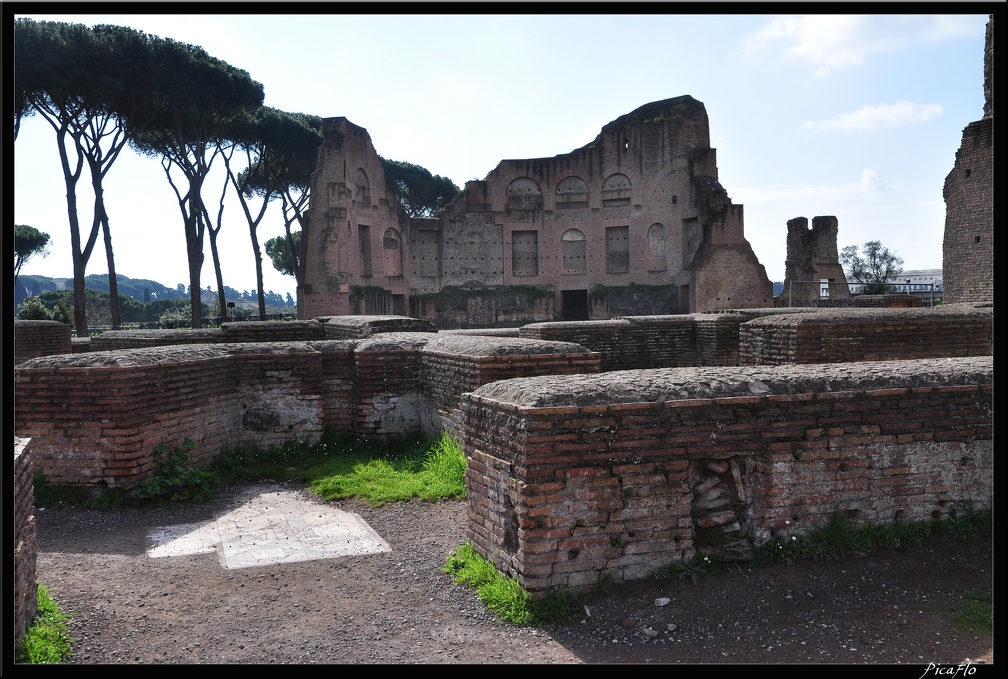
[{"left": 14, "top": 274, "right": 293, "bottom": 309}]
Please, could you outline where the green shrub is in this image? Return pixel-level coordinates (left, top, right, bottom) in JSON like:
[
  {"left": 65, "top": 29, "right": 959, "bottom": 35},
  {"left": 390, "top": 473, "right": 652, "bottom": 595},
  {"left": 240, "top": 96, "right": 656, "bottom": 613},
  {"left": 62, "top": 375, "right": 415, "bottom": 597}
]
[
  {"left": 130, "top": 439, "right": 219, "bottom": 504},
  {"left": 17, "top": 296, "right": 53, "bottom": 320}
]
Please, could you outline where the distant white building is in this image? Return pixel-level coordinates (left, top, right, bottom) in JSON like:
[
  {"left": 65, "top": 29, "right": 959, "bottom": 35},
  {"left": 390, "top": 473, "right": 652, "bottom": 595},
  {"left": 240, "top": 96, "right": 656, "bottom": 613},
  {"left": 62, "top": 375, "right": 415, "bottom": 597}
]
[{"left": 885, "top": 269, "right": 943, "bottom": 293}]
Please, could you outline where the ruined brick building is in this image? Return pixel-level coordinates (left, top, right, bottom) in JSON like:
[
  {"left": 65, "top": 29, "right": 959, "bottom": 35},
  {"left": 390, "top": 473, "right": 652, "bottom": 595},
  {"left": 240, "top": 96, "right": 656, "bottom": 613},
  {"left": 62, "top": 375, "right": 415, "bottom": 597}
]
[
  {"left": 298, "top": 96, "right": 773, "bottom": 324},
  {"left": 943, "top": 14, "right": 993, "bottom": 304},
  {"left": 777, "top": 215, "right": 851, "bottom": 306}
]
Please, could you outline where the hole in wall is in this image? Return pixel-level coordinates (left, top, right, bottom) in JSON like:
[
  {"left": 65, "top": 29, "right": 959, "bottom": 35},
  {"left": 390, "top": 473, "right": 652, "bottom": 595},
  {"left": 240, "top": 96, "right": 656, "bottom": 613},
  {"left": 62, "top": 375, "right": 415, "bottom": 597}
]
[
  {"left": 568, "top": 548, "right": 580, "bottom": 560},
  {"left": 932, "top": 510, "right": 942, "bottom": 520},
  {"left": 894, "top": 510, "right": 906, "bottom": 521}
]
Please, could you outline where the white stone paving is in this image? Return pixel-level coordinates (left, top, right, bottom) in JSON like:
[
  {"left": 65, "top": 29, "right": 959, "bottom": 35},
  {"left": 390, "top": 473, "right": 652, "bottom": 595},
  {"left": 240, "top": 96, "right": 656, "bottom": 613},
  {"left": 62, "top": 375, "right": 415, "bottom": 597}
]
[{"left": 146, "top": 485, "right": 391, "bottom": 569}]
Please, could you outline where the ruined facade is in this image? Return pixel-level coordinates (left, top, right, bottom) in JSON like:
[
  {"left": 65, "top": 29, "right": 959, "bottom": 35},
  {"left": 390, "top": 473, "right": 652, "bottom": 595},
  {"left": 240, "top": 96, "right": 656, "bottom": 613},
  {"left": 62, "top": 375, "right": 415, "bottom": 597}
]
[
  {"left": 943, "top": 15, "right": 993, "bottom": 304},
  {"left": 777, "top": 216, "right": 850, "bottom": 306},
  {"left": 298, "top": 97, "right": 773, "bottom": 324}
]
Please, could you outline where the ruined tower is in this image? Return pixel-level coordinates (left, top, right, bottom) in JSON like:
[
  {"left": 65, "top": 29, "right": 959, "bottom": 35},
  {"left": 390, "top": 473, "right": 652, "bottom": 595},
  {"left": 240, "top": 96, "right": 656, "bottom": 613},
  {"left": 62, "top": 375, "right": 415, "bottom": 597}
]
[
  {"left": 942, "top": 15, "right": 993, "bottom": 304},
  {"left": 778, "top": 216, "right": 851, "bottom": 306}
]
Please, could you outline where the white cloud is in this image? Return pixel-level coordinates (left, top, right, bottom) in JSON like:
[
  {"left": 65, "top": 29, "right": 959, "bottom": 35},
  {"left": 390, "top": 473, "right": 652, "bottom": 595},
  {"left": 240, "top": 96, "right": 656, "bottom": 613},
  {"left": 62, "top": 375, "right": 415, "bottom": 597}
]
[
  {"left": 801, "top": 101, "right": 944, "bottom": 132},
  {"left": 734, "top": 168, "right": 892, "bottom": 206},
  {"left": 742, "top": 15, "right": 986, "bottom": 77}
]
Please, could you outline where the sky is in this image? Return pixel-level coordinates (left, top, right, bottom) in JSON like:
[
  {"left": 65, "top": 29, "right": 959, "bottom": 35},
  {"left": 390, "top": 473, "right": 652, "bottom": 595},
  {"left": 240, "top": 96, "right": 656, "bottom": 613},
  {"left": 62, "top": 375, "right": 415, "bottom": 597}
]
[{"left": 11, "top": 11, "right": 991, "bottom": 301}]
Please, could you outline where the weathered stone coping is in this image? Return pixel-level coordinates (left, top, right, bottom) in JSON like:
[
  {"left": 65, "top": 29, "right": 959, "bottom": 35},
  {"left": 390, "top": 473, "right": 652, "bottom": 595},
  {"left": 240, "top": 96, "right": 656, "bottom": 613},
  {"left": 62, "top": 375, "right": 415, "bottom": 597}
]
[
  {"left": 421, "top": 334, "right": 593, "bottom": 358},
  {"left": 315, "top": 315, "right": 437, "bottom": 336},
  {"left": 14, "top": 340, "right": 355, "bottom": 369},
  {"left": 740, "top": 304, "right": 992, "bottom": 326},
  {"left": 467, "top": 356, "right": 993, "bottom": 411}
]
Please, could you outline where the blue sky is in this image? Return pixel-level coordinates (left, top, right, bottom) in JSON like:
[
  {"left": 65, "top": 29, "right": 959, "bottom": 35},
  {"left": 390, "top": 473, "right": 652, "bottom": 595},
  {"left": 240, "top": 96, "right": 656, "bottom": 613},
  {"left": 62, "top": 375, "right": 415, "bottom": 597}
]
[{"left": 12, "top": 12, "right": 990, "bottom": 299}]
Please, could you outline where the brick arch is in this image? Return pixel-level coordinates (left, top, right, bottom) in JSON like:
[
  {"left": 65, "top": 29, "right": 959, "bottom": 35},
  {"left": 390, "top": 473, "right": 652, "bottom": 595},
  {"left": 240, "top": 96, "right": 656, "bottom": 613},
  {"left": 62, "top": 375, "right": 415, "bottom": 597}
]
[
  {"left": 555, "top": 176, "right": 589, "bottom": 209},
  {"left": 602, "top": 173, "right": 631, "bottom": 207},
  {"left": 506, "top": 177, "right": 542, "bottom": 210},
  {"left": 562, "top": 228, "right": 586, "bottom": 273},
  {"left": 355, "top": 168, "right": 370, "bottom": 206},
  {"left": 647, "top": 223, "right": 667, "bottom": 272},
  {"left": 382, "top": 227, "right": 401, "bottom": 276}
]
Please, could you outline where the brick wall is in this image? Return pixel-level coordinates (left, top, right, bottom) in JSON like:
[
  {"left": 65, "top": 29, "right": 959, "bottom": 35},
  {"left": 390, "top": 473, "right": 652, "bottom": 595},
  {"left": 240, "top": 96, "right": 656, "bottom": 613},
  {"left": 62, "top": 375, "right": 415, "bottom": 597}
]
[
  {"left": 14, "top": 320, "right": 72, "bottom": 365},
  {"left": 352, "top": 333, "right": 434, "bottom": 436},
  {"left": 520, "top": 316, "right": 699, "bottom": 371},
  {"left": 852, "top": 295, "right": 922, "bottom": 308},
  {"left": 418, "top": 335, "right": 602, "bottom": 436},
  {"left": 15, "top": 332, "right": 603, "bottom": 485},
  {"left": 14, "top": 437, "right": 38, "bottom": 652},
  {"left": 317, "top": 315, "right": 437, "bottom": 339},
  {"left": 462, "top": 357, "right": 993, "bottom": 594},
  {"left": 738, "top": 305, "right": 992, "bottom": 365}
]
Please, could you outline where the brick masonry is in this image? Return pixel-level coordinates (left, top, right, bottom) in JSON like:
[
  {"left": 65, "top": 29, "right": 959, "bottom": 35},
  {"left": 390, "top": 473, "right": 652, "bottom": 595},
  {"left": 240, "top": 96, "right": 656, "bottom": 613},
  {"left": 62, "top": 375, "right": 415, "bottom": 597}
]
[
  {"left": 738, "top": 304, "right": 992, "bottom": 366},
  {"left": 461, "top": 357, "right": 993, "bottom": 594},
  {"left": 14, "top": 437, "right": 38, "bottom": 652},
  {"left": 942, "top": 15, "right": 993, "bottom": 305},
  {"left": 13, "top": 320, "right": 72, "bottom": 365}
]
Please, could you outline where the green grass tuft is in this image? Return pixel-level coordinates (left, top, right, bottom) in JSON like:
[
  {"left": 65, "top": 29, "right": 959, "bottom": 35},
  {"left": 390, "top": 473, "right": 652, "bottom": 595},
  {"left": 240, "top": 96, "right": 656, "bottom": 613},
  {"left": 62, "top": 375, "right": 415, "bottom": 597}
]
[
  {"left": 442, "top": 543, "right": 589, "bottom": 626},
  {"left": 16, "top": 585, "right": 73, "bottom": 664},
  {"left": 212, "top": 431, "right": 467, "bottom": 507}
]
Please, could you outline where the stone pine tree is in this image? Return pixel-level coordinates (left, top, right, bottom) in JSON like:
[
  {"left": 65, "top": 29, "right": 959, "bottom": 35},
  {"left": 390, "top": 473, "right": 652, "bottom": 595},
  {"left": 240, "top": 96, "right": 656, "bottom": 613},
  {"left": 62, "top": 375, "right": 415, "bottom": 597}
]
[
  {"left": 130, "top": 41, "right": 264, "bottom": 328},
  {"left": 840, "top": 241, "right": 904, "bottom": 295},
  {"left": 265, "top": 230, "right": 301, "bottom": 278},
  {"left": 379, "top": 158, "right": 460, "bottom": 218},
  {"left": 13, "top": 225, "right": 51, "bottom": 279},
  {"left": 239, "top": 111, "right": 322, "bottom": 293},
  {"left": 221, "top": 107, "right": 315, "bottom": 320},
  {"left": 14, "top": 19, "right": 175, "bottom": 333}
]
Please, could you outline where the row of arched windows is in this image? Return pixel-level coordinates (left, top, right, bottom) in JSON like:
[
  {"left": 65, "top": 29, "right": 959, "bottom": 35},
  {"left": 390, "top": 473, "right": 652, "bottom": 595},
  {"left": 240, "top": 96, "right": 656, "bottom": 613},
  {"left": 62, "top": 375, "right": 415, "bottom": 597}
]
[{"left": 507, "top": 174, "right": 633, "bottom": 210}]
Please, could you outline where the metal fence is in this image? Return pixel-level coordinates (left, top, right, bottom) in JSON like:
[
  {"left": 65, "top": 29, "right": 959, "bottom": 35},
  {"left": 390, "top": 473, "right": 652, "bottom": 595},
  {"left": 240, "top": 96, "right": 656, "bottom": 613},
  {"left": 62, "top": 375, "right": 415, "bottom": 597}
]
[{"left": 782, "top": 280, "right": 941, "bottom": 308}]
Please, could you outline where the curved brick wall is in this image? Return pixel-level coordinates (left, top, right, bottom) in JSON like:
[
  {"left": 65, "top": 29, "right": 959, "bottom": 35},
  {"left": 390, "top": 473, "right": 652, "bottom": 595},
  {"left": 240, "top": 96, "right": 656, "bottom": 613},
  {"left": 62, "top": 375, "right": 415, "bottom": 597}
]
[{"left": 462, "top": 356, "right": 993, "bottom": 594}]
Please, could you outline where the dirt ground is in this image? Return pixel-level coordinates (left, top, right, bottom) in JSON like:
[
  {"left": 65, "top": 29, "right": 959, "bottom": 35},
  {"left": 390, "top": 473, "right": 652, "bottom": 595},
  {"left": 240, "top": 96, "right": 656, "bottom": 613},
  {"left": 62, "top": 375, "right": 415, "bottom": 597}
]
[{"left": 32, "top": 481, "right": 993, "bottom": 666}]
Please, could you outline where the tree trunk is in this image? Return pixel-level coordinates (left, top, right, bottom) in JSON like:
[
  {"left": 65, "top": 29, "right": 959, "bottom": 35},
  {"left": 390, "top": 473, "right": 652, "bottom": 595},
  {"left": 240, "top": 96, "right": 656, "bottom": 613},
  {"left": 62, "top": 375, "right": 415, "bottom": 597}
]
[
  {"left": 207, "top": 226, "right": 227, "bottom": 324},
  {"left": 89, "top": 155, "right": 123, "bottom": 329}
]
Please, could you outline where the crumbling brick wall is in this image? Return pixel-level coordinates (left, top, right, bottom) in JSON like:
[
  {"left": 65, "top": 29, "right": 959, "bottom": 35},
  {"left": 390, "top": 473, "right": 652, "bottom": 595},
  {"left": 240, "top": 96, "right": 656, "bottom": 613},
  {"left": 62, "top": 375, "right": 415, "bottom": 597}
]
[
  {"left": 942, "top": 15, "right": 993, "bottom": 304},
  {"left": 738, "top": 305, "right": 992, "bottom": 365},
  {"left": 779, "top": 216, "right": 851, "bottom": 306},
  {"left": 462, "top": 357, "right": 992, "bottom": 594},
  {"left": 14, "top": 437, "right": 38, "bottom": 652}
]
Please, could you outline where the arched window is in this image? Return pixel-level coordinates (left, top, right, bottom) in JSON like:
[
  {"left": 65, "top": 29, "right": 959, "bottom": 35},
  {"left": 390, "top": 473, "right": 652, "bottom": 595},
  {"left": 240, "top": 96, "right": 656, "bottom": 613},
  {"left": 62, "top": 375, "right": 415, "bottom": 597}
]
[
  {"left": 602, "top": 173, "right": 631, "bottom": 207},
  {"left": 647, "top": 223, "right": 667, "bottom": 271},
  {"left": 561, "top": 229, "right": 586, "bottom": 273},
  {"left": 383, "top": 228, "right": 401, "bottom": 276},
  {"left": 555, "top": 176, "right": 589, "bottom": 209},
  {"left": 506, "top": 177, "right": 542, "bottom": 210},
  {"left": 355, "top": 168, "right": 370, "bottom": 206}
]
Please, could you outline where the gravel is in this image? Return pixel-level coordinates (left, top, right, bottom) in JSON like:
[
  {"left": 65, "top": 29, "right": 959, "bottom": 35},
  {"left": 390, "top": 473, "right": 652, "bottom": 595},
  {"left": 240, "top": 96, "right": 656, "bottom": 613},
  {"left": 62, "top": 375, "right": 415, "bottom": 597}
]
[{"left": 34, "top": 481, "right": 993, "bottom": 665}]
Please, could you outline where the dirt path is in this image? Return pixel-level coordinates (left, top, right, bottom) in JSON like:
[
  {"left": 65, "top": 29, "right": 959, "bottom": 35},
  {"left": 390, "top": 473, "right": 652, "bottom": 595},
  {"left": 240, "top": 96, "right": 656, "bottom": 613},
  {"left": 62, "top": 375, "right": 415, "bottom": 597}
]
[{"left": 33, "top": 482, "right": 993, "bottom": 665}]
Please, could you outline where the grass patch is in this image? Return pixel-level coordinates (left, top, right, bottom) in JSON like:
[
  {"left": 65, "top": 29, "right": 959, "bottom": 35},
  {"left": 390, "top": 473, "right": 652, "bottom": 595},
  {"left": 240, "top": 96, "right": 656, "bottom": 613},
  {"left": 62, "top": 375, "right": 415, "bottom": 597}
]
[
  {"left": 212, "top": 431, "right": 467, "bottom": 507},
  {"left": 442, "top": 543, "right": 588, "bottom": 626},
  {"left": 753, "top": 500, "right": 992, "bottom": 565},
  {"left": 937, "top": 586, "right": 993, "bottom": 637},
  {"left": 16, "top": 585, "right": 73, "bottom": 664}
]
